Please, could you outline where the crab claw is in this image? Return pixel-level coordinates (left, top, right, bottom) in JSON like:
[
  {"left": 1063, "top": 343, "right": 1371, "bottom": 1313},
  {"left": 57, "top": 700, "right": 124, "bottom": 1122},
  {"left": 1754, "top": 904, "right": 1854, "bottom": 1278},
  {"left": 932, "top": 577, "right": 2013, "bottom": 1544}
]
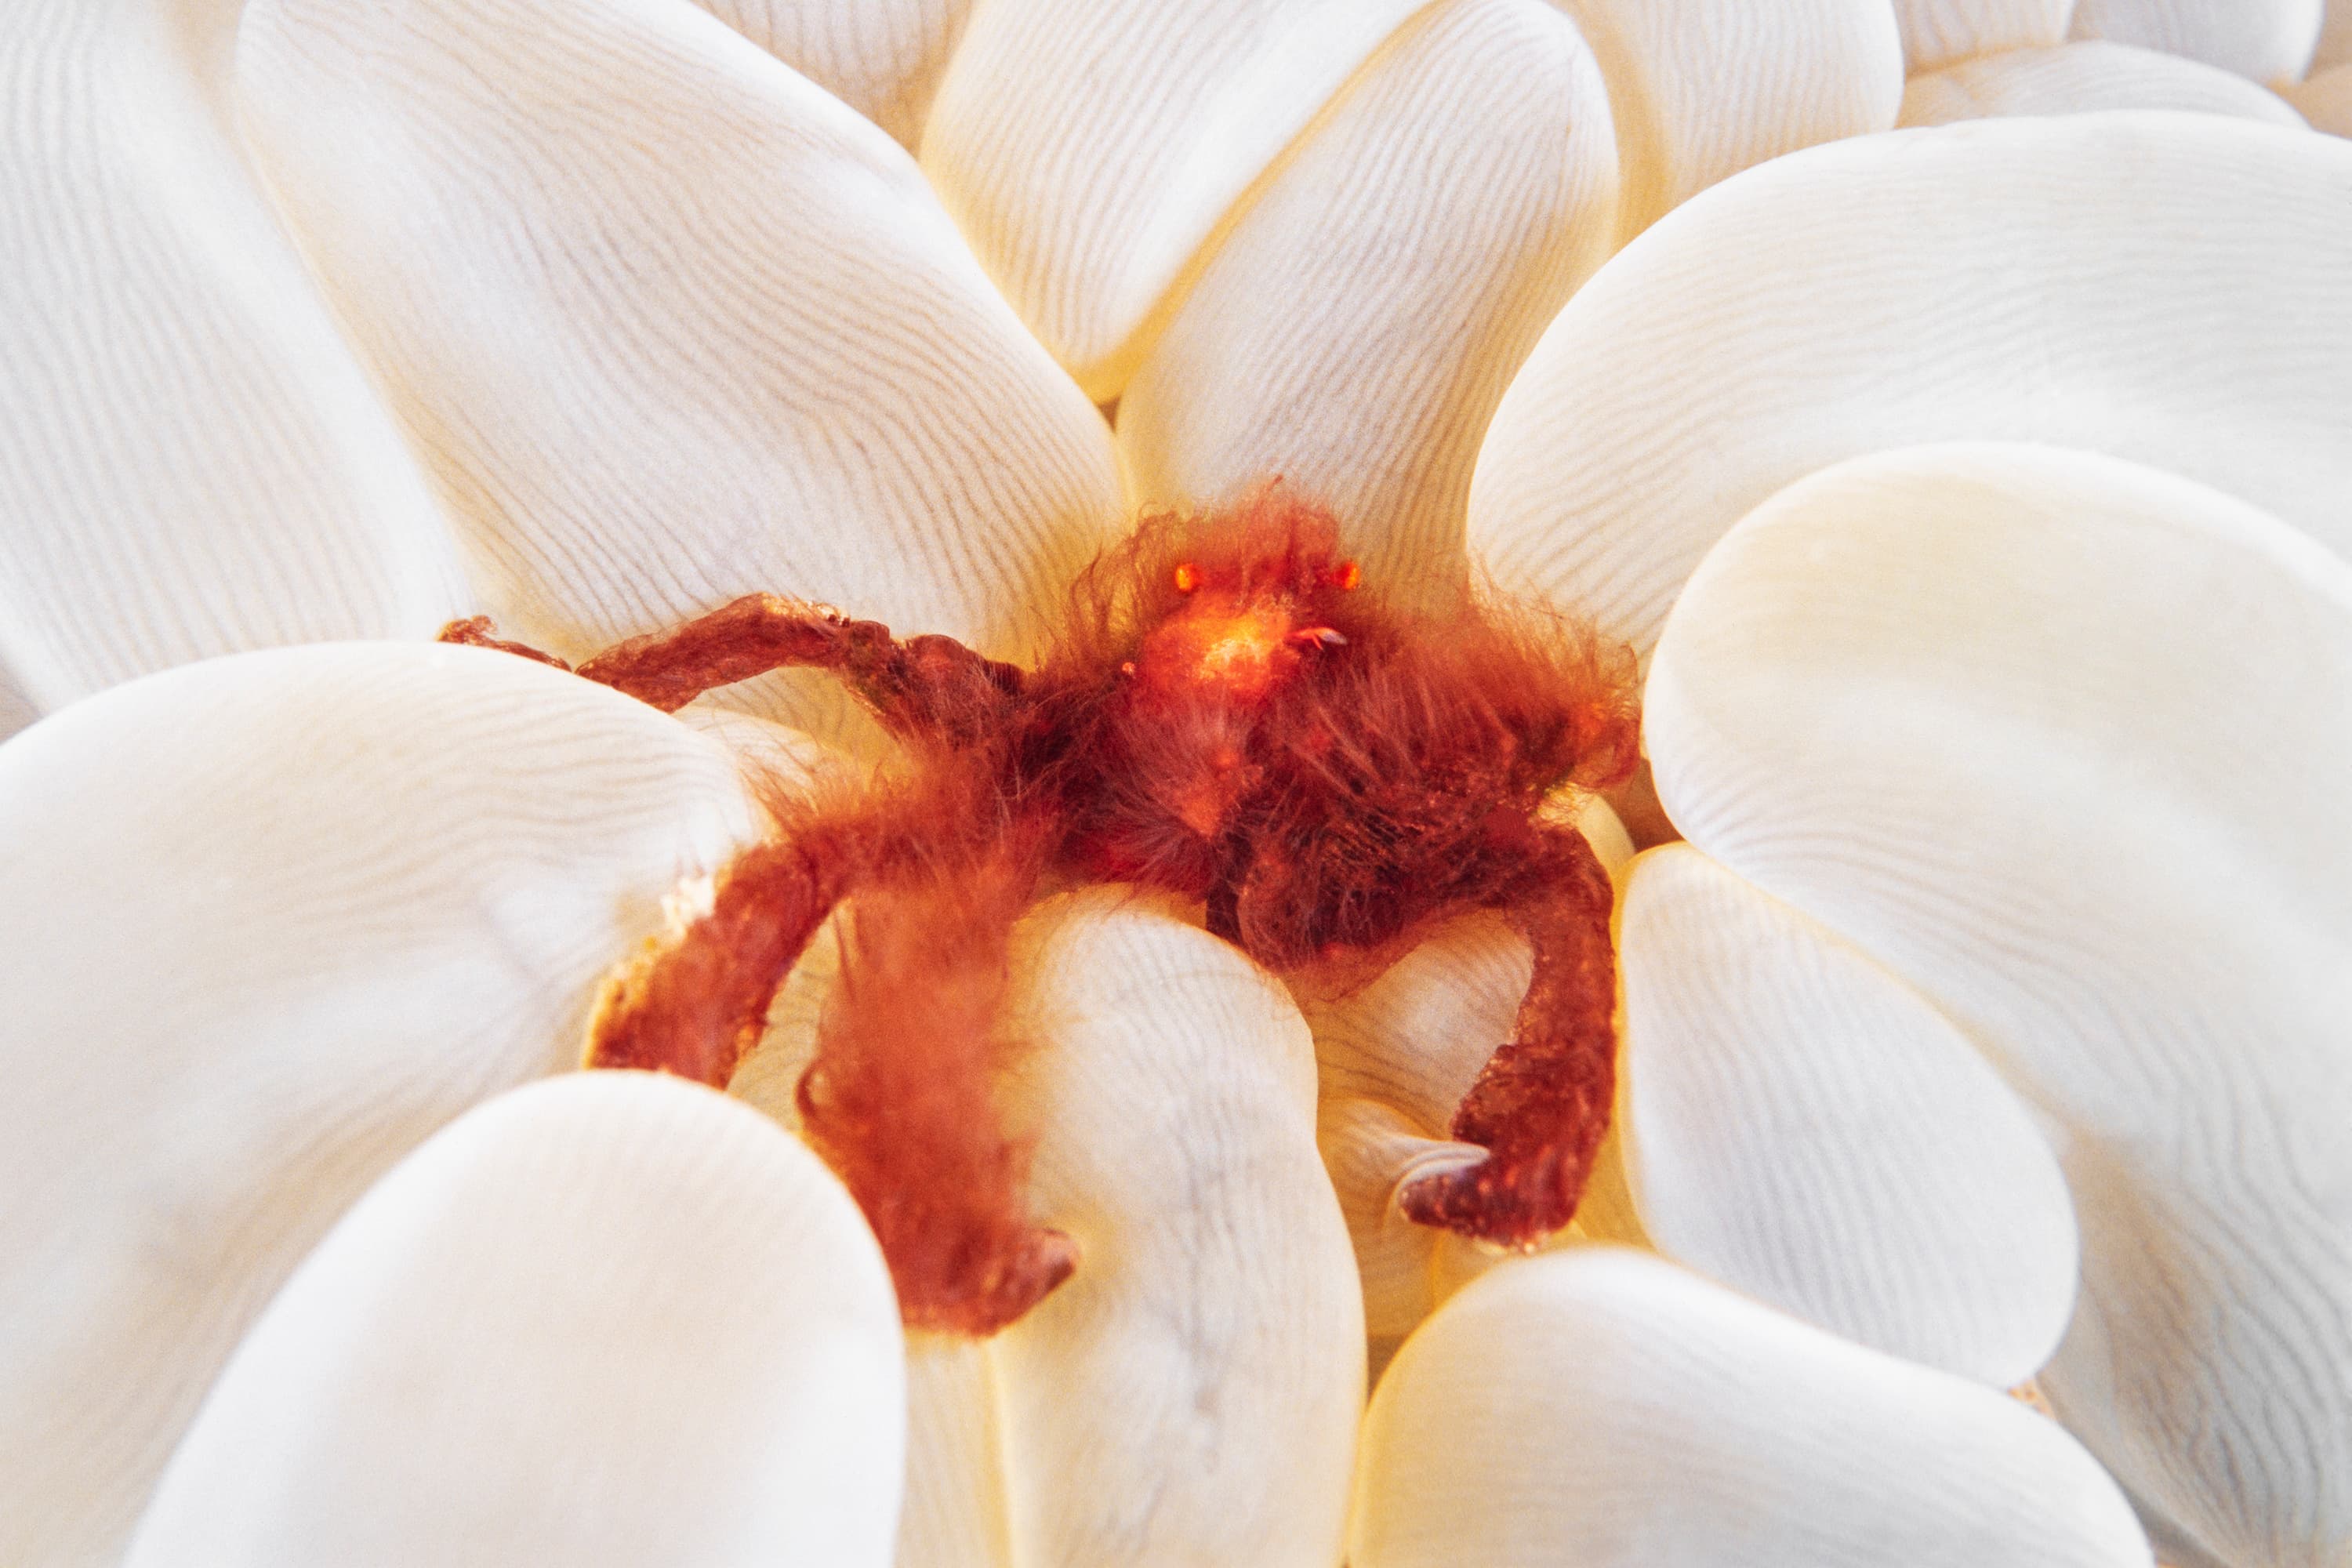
[
  {"left": 1396, "top": 1146, "right": 1584, "bottom": 1250},
  {"left": 898, "top": 1225, "right": 1081, "bottom": 1337}
]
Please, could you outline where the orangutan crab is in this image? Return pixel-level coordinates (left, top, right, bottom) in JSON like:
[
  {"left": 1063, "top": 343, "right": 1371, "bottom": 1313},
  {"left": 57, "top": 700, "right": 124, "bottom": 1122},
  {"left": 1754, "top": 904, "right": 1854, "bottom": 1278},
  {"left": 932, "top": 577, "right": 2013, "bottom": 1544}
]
[{"left": 442, "top": 485, "right": 1639, "bottom": 1335}]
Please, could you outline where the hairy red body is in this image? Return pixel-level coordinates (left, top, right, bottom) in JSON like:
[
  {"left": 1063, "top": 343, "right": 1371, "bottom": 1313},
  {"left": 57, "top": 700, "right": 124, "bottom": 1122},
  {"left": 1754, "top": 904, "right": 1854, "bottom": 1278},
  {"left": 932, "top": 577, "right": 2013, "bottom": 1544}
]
[{"left": 445, "top": 487, "right": 1639, "bottom": 1334}]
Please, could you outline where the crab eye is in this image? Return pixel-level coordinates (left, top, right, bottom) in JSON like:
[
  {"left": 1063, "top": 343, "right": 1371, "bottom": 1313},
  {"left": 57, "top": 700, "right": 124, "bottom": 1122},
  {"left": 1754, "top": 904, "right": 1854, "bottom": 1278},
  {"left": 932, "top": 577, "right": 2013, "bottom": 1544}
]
[
  {"left": 1329, "top": 561, "right": 1362, "bottom": 591},
  {"left": 1173, "top": 562, "right": 1200, "bottom": 593}
]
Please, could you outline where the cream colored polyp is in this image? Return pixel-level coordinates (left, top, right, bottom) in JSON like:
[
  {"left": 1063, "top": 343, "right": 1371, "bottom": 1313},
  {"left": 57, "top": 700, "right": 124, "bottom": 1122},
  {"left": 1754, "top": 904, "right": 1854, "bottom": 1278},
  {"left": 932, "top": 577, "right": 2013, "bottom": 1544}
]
[
  {"left": 1304, "top": 913, "right": 1530, "bottom": 1339},
  {"left": 895, "top": 1338, "right": 1012, "bottom": 1568},
  {"left": 920, "top": 0, "right": 1437, "bottom": 396},
  {"left": 688, "top": 0, "right": 978, "bottom": 146},
  {"left": 0, "top": 665, "right": 37, "bottom": 747},
  {"left": 1644, "top": 444, "right": 2352, "bottom": 1567},
  {"left": 2285, "top": 61, "right": 2352, "bottom": 132},
  {"left": 1117, "top": 0, "right": 1619, "bottom": 608},
  {"left": 1617, "top": 844, "right": 2078, "bottom": 1386},
  {"left": 1550, "top": 0, "right": 1903, "bottom": 239},
  {"left": 990, "top": 891, "right": 1362, "bottom": 1564},
  {"left": 1308, "top": 913, "right": 1524, "bottom": 1144},
  {"left": 1468, "top": 113, "right": 2352, "bottom": 659},
  {"left": 0, "top": 0, "right": 470, "bottom": 717},
  {"left": 1316, "top": 1097, "right": 1485, "bottom": 1338},
  {"left": 1900, "top": 40, "right": 2310, "bottom": 125},
  {"left": 124, "top": 1073, "right": 904, "bottom": 1566},
  {"left": 0, "top": 644, "right": 757, "bottom": 1566},
  {"left": 2069, "top": 0, "right": 2325, "bottom": 81},
  {"left": 1889, "top": 0, "right": 2074, "bottom": 72},
  {"left": 2321, "top": 0, "right": 2352, "bottom": 69},
  {"left": 1349, "top": 1250, "right": 2150, "bottom": 1568},
  {"left": 234, "top": 0, "right": 1120, "bottom": 724}
]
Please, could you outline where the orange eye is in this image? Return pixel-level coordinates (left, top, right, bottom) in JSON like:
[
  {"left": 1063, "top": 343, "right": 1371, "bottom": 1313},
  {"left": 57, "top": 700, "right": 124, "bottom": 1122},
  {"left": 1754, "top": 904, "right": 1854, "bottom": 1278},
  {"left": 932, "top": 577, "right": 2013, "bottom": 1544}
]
[
  {"left": 1330, "top": 561, "right": 1362, "bottom": 591},
  {"left": 1173, "top": 562, "right": 1200, "bottom": 593}
]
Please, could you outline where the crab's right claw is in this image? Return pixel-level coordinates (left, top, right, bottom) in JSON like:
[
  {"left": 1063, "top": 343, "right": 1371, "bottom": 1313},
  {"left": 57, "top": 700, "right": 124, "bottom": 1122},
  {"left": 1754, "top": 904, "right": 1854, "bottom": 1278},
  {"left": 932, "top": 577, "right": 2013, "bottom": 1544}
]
[{"left": 1396, "top": 1145, "right": 1586, "bottom": 1250}]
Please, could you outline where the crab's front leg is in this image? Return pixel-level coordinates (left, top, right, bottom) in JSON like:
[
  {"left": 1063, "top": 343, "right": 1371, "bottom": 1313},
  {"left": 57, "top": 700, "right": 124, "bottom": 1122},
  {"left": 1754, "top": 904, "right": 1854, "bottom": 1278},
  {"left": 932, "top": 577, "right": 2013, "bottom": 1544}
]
[
  {"left": 1396, "top": 818, "right": 1619, "bottom": 1247},
  {"left": 441, "top": 594, "right": 1022, "bottom": 741},
  {"left": 791, "top": 822, "right": 1078, "bottom": 1336},
  {"left": 587, "top": 820, "right": 860, "bottom": 1086}
]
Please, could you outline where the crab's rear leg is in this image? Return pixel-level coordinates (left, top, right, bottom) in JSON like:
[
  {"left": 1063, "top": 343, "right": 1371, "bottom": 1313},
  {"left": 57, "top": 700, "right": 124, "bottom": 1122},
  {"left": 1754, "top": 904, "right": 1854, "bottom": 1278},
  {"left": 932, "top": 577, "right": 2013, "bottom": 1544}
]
[
  {"left": 440, "top": 595, "right": 1022, "bottom": 740},
  {"left": 1396, "top": 818, "right": 1619, "bottom": 1247}
]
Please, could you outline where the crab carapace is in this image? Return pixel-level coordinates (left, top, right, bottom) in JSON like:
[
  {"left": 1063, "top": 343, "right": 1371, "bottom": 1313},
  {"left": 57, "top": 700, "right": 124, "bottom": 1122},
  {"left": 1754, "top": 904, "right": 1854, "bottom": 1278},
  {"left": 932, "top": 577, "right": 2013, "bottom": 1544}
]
[{"left": 442, "top": 485, "right": 1640, "bottom": 1335}]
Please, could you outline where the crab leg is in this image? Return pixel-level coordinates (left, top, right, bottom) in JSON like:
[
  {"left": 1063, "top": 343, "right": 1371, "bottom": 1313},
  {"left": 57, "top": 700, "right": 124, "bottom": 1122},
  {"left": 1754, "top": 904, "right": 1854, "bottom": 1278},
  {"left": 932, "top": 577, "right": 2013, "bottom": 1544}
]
[
  {"left": 793, "top": 830, "right": 1077, "bottom": 1335},
  {"left": 440, "top": 596, "right": 1021, "bottom": 740},
  {"left": 587, "top": 820, "right": 861, "bottom": 1087},
  {"left": 1396, "top": 819, "right": 1619, "bottom": 1247}
]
